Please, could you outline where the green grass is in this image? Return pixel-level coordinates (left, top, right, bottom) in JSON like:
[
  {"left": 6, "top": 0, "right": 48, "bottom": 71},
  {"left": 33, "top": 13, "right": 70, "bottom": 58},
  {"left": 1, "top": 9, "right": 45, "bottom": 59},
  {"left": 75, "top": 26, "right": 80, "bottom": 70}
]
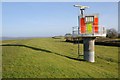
[{"left": 2, "top": 38, "right": 118, "bottom": 78}]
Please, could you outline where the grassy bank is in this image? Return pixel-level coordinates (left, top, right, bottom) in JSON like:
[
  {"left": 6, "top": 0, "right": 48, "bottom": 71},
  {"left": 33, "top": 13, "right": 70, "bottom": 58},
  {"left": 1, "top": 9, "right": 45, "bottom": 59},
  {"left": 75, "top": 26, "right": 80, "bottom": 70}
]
[{"left": 2, "top": 38, "right": 118, "bottom": 78}]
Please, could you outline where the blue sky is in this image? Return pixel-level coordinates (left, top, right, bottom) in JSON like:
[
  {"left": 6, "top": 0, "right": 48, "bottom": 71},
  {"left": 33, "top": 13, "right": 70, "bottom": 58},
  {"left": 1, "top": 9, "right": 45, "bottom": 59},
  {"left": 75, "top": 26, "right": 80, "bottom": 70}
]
[{"left": 2, "top": 2, "right": 118, "bottom": 37}]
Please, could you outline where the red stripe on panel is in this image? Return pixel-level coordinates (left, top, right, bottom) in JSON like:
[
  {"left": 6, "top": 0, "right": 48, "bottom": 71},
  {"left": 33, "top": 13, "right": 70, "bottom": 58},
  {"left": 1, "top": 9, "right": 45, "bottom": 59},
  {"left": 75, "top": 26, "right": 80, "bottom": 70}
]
[{"left": 80, "top": 18, "right": 86, "bottom": 33}]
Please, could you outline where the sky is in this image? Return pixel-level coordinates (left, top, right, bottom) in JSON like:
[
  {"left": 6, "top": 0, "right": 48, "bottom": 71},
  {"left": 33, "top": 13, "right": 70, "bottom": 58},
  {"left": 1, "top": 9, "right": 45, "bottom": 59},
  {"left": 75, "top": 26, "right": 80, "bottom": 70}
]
[{"left": 2, "top": 2, "right": 118, "bottom": 37}]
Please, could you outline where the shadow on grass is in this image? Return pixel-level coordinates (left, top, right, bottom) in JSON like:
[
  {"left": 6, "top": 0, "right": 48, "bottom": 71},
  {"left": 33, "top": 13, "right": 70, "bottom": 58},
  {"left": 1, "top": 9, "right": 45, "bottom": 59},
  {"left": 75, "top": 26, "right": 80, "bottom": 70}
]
[
  {"left": 1, "top": 44, "right": 85, "bottom": 61},
  {"left": 1, "top": 44, "right": 52, "bottom": 53}
]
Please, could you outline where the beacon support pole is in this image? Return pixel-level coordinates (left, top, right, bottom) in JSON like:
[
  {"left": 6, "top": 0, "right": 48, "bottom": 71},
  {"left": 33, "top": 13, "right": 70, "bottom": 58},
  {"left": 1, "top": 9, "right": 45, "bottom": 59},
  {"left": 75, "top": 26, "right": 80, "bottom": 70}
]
[{"left": 83, "top": 37, "right": 95, "bottom": 62}]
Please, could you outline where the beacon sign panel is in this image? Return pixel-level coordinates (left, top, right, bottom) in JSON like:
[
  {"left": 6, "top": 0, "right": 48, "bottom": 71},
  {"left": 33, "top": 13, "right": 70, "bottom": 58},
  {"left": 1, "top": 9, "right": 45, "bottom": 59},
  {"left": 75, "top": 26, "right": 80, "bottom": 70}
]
[{"left": 79, "top": 15, "right": 99, "bottom": 34}]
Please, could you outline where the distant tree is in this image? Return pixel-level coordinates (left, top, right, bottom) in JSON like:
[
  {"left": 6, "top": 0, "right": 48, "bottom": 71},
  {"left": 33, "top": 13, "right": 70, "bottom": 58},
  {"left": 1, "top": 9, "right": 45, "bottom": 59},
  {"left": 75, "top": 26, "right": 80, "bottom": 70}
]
[
  {"left": 106, "top": 28, "right": 118, "bottom": 38},
  {"left": 65, "top": 33, "right": 72, "bottom": 37}
]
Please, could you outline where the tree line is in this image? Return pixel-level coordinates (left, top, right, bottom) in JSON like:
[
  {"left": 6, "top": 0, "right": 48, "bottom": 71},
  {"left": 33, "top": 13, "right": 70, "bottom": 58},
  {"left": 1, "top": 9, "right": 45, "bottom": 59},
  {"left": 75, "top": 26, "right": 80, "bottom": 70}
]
[{"left": 106, "top": 28, "right": 119, "bottom": 38}]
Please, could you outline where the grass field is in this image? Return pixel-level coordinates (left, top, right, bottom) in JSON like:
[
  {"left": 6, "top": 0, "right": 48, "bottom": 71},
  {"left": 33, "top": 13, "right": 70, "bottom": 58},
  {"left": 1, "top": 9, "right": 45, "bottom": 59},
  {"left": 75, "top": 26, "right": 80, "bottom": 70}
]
[{"left": 2, "top": 38, "right": 118, "bottom": 78}]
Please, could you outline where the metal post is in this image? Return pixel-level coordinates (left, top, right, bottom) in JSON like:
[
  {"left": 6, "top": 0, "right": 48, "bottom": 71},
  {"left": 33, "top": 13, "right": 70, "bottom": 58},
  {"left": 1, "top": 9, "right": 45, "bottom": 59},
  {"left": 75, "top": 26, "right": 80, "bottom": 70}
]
[
  {"left": 78, "top": 27, "right": 80, "bottom": 58},
  {"left": 72, "top": 27, "right": 74, "bottom": 35},
  {"left": 80, "top": 9, "right": 85, "bottom": 18},
  {"left": 83, "top": 37, "right": 95, "bottom": 62}
]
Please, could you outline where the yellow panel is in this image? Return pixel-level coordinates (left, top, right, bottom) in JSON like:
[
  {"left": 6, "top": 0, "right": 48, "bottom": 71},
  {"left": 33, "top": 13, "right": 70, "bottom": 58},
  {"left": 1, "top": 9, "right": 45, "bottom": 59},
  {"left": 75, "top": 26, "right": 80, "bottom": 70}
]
[{"left": 86, "top": 23, "right": 92, "bottom": 34}]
